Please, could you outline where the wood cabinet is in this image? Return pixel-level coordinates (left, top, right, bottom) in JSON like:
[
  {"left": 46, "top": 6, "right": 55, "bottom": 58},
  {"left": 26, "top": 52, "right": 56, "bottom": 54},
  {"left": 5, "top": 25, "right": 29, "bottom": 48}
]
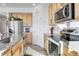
[
  {"left": 12, "top": 42, "right": 20, "bottom": 56},
  {"left": 48, "top": 3, "right": 56, "bottom": 26},
  {"left": 60, "top": 41, "right": 70, "bottom": 56},
  {"left": 12, "top": 40, "right": 23, "bottom": 56},
  {"left": 2, "top": 48, "right": 12, "bottom": 56},
  {"left": 48, "top": 4, "right": 52, "bottom": 26},
  {"left": 63, "top": 47, "right": 69, "bottom": 56},
  {"left": 2, "top": 40, "right": 23, "bottom": 56},
  {"left": 44, "top": 34, "right": 49, "bottom": 54},
  {"left": 24, "top": 32, "right": 32, "bottom": 46},
  {"left": 9, "top": 13, "right": 32, "bottom": 27},
  {"left": 26, "top": 13, "right": 32, "bottom": 26},
  {"left": 22, "top": 13, "right": 28, "bottom": 26}
]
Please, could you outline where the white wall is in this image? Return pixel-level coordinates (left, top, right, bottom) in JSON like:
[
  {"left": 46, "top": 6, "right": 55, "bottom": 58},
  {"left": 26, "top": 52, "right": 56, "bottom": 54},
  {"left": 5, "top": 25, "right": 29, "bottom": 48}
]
[
  {"left": 0, "top": 15, "right": 7, "bottom": 34},
  {"left": 32, "top": 4, "right": 48, "bottom": 48},
  {"left": 0, "top": 7, "right": 33, "bottom": 13},
  {"left": 70, "top": 21, "right": 79, "bottom": 28},
  {"left": 0, "top": 4, "right": 48, "bottom": 48}
]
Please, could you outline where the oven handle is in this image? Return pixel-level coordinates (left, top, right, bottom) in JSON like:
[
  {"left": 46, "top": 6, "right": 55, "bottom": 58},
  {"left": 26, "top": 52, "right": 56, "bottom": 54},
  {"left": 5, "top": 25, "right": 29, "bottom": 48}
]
[{"left": 63, "top": 7, "right": 66, "bottom": 18}]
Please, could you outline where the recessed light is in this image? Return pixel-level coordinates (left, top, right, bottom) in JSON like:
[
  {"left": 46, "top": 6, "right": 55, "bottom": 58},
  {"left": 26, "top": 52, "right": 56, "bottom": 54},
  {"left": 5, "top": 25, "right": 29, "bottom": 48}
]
[
  {"left": 32, "top": 3, "right": 36, "bottom": 7},
  {"left": 2, "top": 3, "right": 6, "bottom": 6}
]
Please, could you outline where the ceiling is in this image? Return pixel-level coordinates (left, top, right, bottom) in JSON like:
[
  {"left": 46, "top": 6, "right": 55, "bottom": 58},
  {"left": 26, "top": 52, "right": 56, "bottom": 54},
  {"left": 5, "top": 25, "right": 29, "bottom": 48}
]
[{"left": 0, "top": 3, "right": 38, "bottom": 8}]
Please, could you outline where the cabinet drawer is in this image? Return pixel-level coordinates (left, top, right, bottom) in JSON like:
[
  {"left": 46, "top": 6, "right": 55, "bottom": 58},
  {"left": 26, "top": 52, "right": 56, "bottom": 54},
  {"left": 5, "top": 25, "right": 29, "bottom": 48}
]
[{"left": 24, "top": 32, "right": 32, "bottom": 44}]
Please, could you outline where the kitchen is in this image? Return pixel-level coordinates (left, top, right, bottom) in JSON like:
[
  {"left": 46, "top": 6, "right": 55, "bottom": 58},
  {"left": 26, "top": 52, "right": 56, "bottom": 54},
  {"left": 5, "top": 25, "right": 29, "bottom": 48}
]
[{"left": 0, "top": 3, "right": 79, "bottom": 56}]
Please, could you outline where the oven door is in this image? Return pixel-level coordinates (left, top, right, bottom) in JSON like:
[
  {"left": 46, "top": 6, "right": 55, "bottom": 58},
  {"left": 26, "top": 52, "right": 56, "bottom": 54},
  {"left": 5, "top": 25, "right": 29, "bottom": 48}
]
[{"left": 48, "top": 41, "right": 58, "bottom": 55}]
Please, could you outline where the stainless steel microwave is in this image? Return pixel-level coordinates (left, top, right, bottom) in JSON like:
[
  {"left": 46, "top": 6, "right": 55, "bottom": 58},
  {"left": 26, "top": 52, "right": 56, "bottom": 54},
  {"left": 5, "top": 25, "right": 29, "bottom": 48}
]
[{"left": 55, "top": 3, "right": 75, "bottom": 23}]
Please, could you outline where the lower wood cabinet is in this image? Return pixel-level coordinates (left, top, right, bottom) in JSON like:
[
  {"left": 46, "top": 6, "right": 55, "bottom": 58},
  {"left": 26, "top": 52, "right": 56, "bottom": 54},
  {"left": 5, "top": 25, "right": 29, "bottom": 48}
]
[
  {"left": 44, "top": 34, "right": 49, "bottom": 54},
  {"left": 2, "top": 48, "right": 12, "bottom": 56},
  {"left": 24, "top": 32, "right": 32, "bottom": 46},
  {"left": 63, "top": 47, "right": 69, "bottom": 56},
  {"left": 12, "top": 48, "right": 20, "bottom": 56},
  {"left": 2, "top": 40, "right": 23, "bottom": 56},
  {"left": 12, "top": 40, "right": 23, "bottom": 56}
]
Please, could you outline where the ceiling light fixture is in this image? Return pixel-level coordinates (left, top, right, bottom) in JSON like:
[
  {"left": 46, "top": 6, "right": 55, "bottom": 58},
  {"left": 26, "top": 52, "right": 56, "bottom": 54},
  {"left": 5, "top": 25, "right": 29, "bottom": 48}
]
[
  {"left": 32, "top": 3, "right": 36, "bottom": 7},
  {"left": 2, "top": 3, "right": 6, "bottom": 6}
]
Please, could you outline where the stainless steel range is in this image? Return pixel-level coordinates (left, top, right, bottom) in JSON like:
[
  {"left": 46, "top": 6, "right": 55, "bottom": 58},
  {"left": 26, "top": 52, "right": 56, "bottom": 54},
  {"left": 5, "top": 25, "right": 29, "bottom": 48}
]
[
  {"left": 60, "top": 28, "right": 79, "bottom": 41},
  {"left": 70, "top": 29, "right": 79, "bottom": 41}
]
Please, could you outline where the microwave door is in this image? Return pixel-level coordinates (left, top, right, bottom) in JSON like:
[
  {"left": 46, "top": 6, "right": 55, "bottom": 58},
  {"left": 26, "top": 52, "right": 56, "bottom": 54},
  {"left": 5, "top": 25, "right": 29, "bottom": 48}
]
[{"left": 55, "top": 8, "right": 65, "bottom": 22}]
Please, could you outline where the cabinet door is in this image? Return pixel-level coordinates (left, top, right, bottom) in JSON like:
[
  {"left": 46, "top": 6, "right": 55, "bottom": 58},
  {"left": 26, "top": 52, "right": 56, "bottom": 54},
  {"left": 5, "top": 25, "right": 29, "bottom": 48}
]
[
  {"left": 44, "top": 34, "right": 49, "bottom": 54},
  {"left": 22, "top": 14, "right": 28, "bottom": 26},
  {"left": 2, "top": 48, "right": 12, "bottom": 56},
  {"left": 27, "top": 32, "right": 32, "bottom": 44},
  {"left": 12, "top": 41, "right": 21, "bottom": 56},
  {"left": 24, "top": 32, "right": 32, "bottom": 44},
  {"left": 48, "top": 4, "right": 52, "bottom": 26},
  {"left": 48, "top": 3, "right": 58, "bottom": 26},
  {"left": 27, "top": 13, "right": 32, "bottom": 26},
  {"left": 13, "top": 40, "right": 23, "bottom": 56},
  {"left": 51, "top": 3, "right": 57, "bottom": 25},
  {"left": 17, "top": 13, "right": 23, "bottom": 19}
]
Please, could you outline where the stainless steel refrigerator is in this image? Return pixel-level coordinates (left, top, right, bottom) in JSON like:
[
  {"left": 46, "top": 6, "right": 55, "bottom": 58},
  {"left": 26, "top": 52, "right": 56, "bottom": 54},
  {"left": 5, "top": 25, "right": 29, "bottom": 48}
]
[{"left": 8, "top": 21, "right": 23, "bottom": 42}]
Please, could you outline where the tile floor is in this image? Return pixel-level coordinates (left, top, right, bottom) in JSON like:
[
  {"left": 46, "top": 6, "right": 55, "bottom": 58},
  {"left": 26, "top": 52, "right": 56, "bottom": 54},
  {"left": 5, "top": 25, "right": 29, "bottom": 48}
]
[{"left": 24, "top": 44, "right": 47, "bottom": 56}]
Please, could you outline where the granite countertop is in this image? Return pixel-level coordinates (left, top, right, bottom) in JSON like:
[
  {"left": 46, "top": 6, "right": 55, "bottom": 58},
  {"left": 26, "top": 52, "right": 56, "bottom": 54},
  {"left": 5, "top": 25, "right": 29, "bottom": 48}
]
[{"left": 0, "top": 35, "right": 23, "bottom": 56}]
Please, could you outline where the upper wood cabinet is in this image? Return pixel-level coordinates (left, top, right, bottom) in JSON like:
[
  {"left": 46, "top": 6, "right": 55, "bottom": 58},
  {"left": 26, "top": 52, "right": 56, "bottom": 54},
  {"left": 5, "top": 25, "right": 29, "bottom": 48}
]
[
  {"left": 27, "top": 13, "right": 32, "bottom": 26},
  {"left": 48, "top": 4, "right": 53, "bottom": 26},
  {"left": 17, "top": 13, "right": 23, "bottom": 19},
  {"left": 48, "top": 3, "right": 65, "bottom": 26},
  {"left": 22, "top": 14, "right": 28, "bottom": 26},
  {"left": 9, "top": 13, "right": 32, "bottom": 27}
]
